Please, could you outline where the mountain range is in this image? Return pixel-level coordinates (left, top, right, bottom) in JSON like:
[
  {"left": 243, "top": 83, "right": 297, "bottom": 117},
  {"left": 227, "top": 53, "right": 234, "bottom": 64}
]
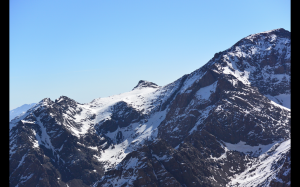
[{"left": 9, "top": 28, "right": 290, "bottom": 187}]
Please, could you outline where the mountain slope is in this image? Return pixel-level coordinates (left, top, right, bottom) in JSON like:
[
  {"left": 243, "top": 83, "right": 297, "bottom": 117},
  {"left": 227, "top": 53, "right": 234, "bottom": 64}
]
[{"left": 9, "top": 28, "right": 290, "bottom": 187}]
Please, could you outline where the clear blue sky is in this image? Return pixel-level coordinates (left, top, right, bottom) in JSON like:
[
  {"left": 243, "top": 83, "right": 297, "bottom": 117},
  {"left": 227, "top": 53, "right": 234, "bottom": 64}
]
[{"left": 10, "top": 0, "right": 290, "bottom": 109}]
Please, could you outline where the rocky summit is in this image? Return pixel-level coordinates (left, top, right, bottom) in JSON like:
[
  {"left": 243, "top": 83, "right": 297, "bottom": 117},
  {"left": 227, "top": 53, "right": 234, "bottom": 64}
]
[{"left": 9, "top": 28, "right": 290, "bottom": 187}]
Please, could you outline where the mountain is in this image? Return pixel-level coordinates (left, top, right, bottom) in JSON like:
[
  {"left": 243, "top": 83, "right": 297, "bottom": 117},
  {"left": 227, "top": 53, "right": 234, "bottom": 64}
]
[
  {"left": 9, "top": 28, "right": 290, "bottom": 187},
  {"left": 9, "top": 103, "right": 37, "bottom": 122}
]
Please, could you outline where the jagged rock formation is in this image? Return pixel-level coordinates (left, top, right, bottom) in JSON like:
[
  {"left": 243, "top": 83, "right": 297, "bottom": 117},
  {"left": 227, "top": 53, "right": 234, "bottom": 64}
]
[
  {"left": 132, "top": 80, "right": 160, "bottom": 90},
  {"left": 9, "top": 28, "right": 290, "bottom": 187}
]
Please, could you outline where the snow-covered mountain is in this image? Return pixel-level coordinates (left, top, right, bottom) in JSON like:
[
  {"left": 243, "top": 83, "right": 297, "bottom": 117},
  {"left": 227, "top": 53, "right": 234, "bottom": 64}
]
[
  {"left": 9, "top": 103, "right": 37, "bottom": 122},
  {"left": 9, "top": 28, "right": 290, "bottom": 187}
]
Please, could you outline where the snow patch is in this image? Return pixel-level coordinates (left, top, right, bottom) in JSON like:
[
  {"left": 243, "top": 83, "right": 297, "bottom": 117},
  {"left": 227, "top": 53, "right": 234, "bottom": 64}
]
[
  {"left": 228, "top": 139, "right": 290, "bottom": 187},
  {"left": 223, "top": 140, "right": 280, "bottom": 157},
  {"left": 265, "top": 94, "right": 290, "bottom": 109},
  {"left": 195, "top": 81, "right": 218, "bottom": 100}
]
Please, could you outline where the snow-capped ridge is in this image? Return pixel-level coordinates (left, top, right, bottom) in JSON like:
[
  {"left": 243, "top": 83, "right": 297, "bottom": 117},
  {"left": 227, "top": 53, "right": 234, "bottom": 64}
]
[{"left": 245, "top": 28, "right": 290, "bottom": 40}]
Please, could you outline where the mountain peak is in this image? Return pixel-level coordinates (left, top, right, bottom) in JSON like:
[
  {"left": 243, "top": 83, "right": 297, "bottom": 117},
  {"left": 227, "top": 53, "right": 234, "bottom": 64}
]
[
  {"left": 40, "top": 98, "right": 53, "bottom": 104},
  {"left": 260, "top": 28, "right": 290, "bottom": 34},
  {"left": 132, "top": 80, "right": 160, "bottom": 90},
  {"left": 244, "top": 28, "right": 290, "bottom": 42},
  {"left": 54, "top": 95, "right": 78, "bottom": 106}
]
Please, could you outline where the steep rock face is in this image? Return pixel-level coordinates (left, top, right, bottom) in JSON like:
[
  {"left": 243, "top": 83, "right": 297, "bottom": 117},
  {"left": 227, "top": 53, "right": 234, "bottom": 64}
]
[
  {"left": 96, "top": 101, "right": 145, "bottom": 134},
  {"left": 158, "top": 54, "right": 290, "bottom": 147},
  {"left": 9, "top": 28, "right": 290, "bottom": 187}
]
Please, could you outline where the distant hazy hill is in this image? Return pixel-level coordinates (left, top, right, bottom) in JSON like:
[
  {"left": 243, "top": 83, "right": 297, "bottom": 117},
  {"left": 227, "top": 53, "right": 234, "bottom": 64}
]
[{"left": 10, "top": 103, "right": 36, "bottom": 121}]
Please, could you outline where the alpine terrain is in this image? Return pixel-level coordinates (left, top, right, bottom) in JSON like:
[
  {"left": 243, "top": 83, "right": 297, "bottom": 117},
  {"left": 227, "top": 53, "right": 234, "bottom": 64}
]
[{"left": 9, "top": 28, "right": 290, "bottom": 187}]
